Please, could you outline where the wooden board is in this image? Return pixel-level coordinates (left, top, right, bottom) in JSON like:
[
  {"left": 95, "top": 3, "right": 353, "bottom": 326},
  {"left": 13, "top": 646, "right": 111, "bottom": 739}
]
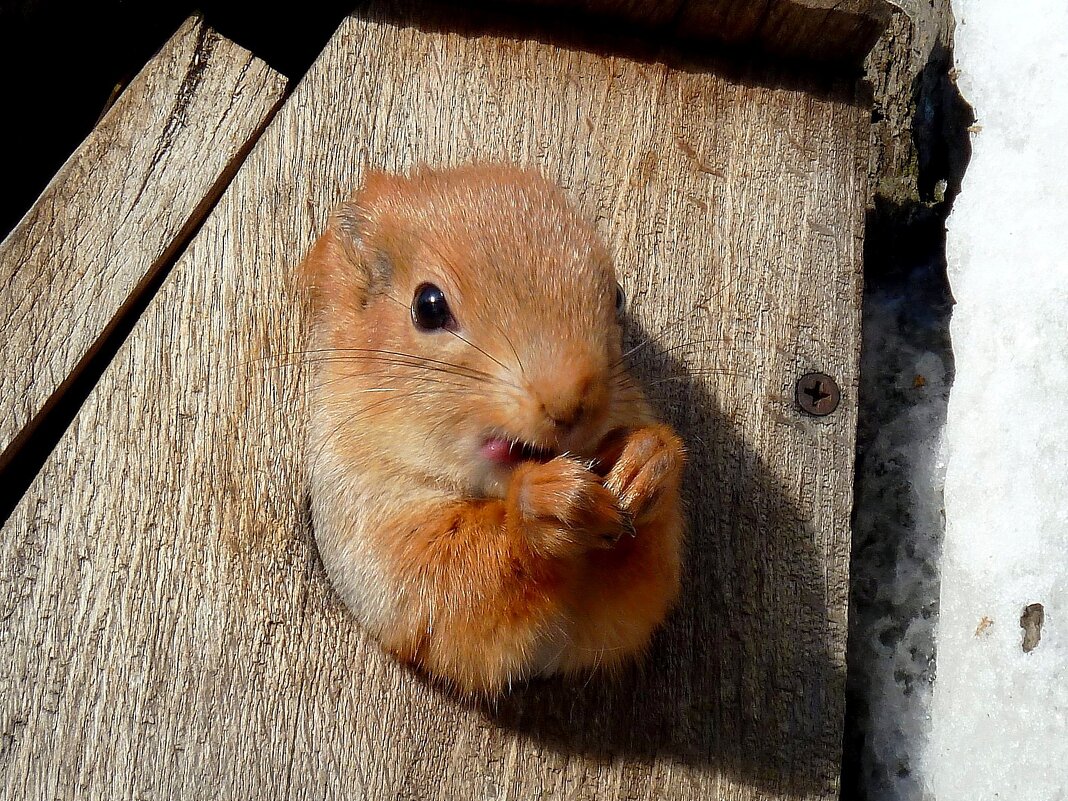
[
  {"left": 0, "top": 17, "right": 286, "bottom": 465},
  {"left": 499, "top": 0, "right": 892, "bottom": 64},
  {"left": 0, "top": 11, "right": 866, "bottom": 800}
]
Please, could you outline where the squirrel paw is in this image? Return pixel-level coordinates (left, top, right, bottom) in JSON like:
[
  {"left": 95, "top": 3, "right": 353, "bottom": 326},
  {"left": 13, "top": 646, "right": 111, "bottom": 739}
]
[
  {"left": 511, "top": 456, "right": 626, "bottom": 557},
  {"left": 602, "top": 425, "right": 685, "bottom": 525}
]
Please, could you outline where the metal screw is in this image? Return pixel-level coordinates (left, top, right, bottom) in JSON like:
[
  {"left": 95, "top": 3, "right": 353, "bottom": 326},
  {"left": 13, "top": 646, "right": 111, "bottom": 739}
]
[{"left": 796, "top": 372, "right": 840, "bottom": 416}]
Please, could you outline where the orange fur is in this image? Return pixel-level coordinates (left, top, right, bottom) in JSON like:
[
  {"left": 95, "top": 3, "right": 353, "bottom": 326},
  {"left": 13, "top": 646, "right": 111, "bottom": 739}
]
[{"left": 301, "top": 164, "right": 685, "bottom": 696}]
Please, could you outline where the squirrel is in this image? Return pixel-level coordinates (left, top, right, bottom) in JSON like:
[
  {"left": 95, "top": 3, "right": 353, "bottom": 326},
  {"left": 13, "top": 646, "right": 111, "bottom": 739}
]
[{"left": 299, "top": 164, "right": 685, "bottom": 696}]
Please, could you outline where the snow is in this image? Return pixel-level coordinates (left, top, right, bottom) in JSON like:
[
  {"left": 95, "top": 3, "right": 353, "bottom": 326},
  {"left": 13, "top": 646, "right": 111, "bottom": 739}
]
[{"left": 925, "top": 2, "right": 1068, "bottom": 799}]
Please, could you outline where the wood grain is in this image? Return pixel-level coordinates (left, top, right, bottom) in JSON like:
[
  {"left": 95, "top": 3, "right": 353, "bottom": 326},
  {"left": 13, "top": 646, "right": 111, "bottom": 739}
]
[
  {"left": 500, "top": 0, "right": 892, "bottom": 64},
  {"left": 0, "top": 17, "right": 286, "bottom": 464},
  {"left": 0, "top": 12, "right": 867, "bottom": 800}
]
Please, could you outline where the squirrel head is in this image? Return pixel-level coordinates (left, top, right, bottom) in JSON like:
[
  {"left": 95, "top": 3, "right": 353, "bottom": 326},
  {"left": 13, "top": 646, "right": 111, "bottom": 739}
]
[{"left": 301, "top": 164, "right": 644, "bottom": 496}]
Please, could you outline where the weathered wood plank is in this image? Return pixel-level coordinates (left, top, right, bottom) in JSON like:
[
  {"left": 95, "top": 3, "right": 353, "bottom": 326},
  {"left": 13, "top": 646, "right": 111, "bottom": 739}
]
[
  {"left": 500, "top": 0, "right": 892, "bottom": 64},
  {"left": 747, "top": 0, "right": 892, "bottom": 62},
  {"left": 0, "top": 11, "right": 866, "bottom": 801},
  {"left": 0, "top": 17, "right": 286, "bottom": 467}
]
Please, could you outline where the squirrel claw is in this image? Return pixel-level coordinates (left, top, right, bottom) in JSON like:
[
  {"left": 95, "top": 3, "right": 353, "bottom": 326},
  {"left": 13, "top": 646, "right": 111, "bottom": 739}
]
[
  {"left": 602, "top": 425, "right": 685, "bottom": 525},
  {"left": 512, "top": 456, "right": 629, "bottom": 557}
]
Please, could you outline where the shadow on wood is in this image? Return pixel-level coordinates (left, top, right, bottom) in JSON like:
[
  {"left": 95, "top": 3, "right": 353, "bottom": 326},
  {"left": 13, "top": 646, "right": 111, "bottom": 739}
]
[
  {"left": 362, "top": 0, "right": 871, "bottom": 99},
  {"left": 365, "top": 316, "right": 844, "bottom": 795}
]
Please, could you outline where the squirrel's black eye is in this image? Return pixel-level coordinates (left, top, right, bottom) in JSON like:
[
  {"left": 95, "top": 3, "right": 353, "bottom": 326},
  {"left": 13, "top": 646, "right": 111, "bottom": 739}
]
[
  {"left": 412, "top": 283, "right": 452, "bottom": 330},
  {"left": 615, "top": 283, "right": 626, "bottom": 318}
]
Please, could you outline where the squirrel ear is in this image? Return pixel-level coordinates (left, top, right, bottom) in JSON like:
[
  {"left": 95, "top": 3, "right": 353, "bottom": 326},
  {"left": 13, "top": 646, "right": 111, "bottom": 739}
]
[{"left": 299, "top": 184, "right": 393, "bottom": 314}]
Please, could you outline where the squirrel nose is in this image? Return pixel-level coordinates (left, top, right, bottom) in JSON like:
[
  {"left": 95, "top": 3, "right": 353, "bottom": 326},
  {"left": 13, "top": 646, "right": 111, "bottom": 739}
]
[
  {"left": 537, "top": 374, "right": 592, "bottom": 430},
  {"left": 542, "top": 398, "right": 586, "bottom": 429}
]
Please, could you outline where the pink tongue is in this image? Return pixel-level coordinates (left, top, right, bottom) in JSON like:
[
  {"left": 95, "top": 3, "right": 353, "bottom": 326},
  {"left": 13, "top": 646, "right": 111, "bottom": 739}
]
[{"left": 481, "top": 437, "right": 520, "bottom": 465}]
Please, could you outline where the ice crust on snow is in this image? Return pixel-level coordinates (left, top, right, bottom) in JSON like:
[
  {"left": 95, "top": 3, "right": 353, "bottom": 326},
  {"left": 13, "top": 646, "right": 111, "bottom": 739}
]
[{"left": 926, "top": 2, "right": 1068, "bottom": 799}]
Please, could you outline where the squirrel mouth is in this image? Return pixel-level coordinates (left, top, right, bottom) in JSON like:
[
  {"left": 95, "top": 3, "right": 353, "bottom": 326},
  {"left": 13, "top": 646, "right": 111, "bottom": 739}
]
[{"left": 480, "top": 436, "right": 555, "bottom": 466}]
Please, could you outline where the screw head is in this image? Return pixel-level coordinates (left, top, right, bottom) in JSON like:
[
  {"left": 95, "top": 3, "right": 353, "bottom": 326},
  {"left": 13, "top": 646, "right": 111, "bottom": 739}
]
[{"left": 796, "top": 372, "right": 841, "bottom": 416}]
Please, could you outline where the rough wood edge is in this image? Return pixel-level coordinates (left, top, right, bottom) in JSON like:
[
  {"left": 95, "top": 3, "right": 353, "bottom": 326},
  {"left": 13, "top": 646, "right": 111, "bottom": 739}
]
[
  {"left": 0, "top": 17, "right": 287, "bottom": 521},
  {"left": 495, "top": 0, "right": 894, "bottom": 65}
]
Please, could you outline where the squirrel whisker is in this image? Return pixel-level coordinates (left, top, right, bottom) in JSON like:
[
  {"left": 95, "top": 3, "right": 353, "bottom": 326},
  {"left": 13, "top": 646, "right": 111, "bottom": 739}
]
[
  {"left": 311, "top": 373, "right": 510, "bottom": 400},
  {"left": 307, "top": 387, "right": 476, "bottom": 469},
  {"left": 609, "top": 335, "right": 753, "bottom": 378},
  {"left": 611, "top": 304, "right": 710, "bottom": 368},
  {"left": 641, "top": 369, "right": 761, "bottom": 390},
  {"left": 307, "top": 357, "right": 500, "bottom": 386},
  {"left": 492, "top": 321, "right": 527, "bottom": 381},
  {"left": 285, "top": 346, "right": 499, "bottom": 380},
  {"left": 313, "top": 369, "right": 513, "bottom": 396}
]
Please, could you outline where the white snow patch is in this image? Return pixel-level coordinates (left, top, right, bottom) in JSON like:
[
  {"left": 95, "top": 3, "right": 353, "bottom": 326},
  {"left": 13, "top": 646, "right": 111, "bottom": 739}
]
[{"left": 928, "top": 2, "right": 1068, "bottom": 799}]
